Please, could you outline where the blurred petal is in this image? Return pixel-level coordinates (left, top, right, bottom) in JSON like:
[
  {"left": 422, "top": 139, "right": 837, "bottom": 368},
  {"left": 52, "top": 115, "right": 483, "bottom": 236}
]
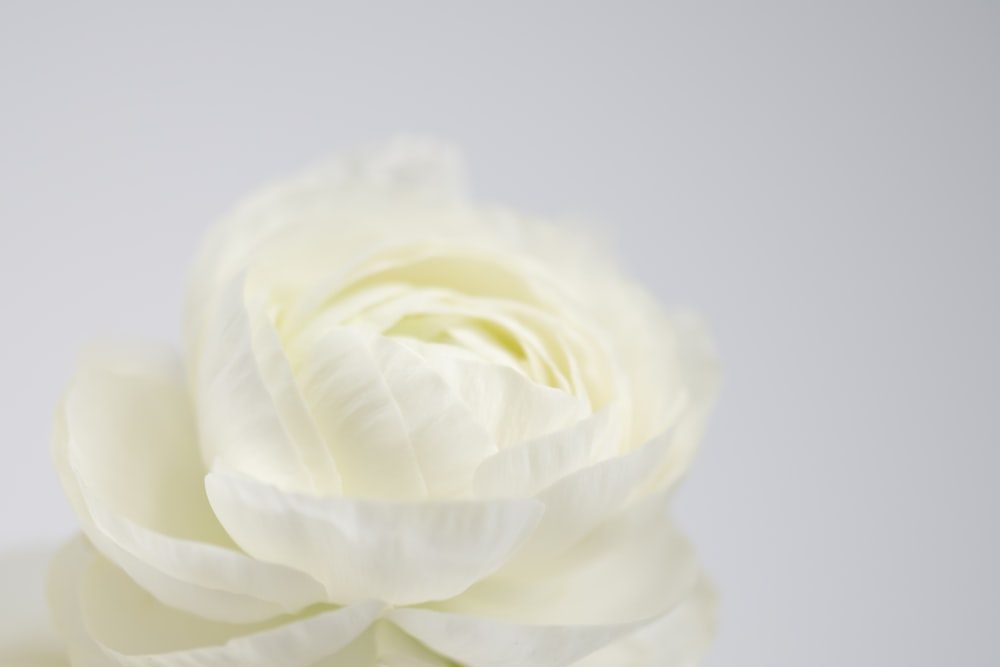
[
  {"left": 185, "top": 137, "right": 466, "bottom": 369},
  {"left": 206, "top": 471, "right": 543, "bottom": 606},
  {"left": 388, "top": 608, "right": 643, "bottom": 667},
  {"left": 48, "top": 537, "right": 105, "bottom": 665},
  {"left": 568, "top": 577, "right": 717, "bottom": 667},
  {"left": 505, "top": 217, "right": 721, "bottom": 454},
  {"left": 52, "top": 343, "right": 326, "bottom": 623},
  {"left": 0, "top": 544, "right": 66, "bottom": 667},
  {"left": 331, "top": 247, "right": 546, "bottom": 313},
  {"left": 647, "top": 313, "right": 722, "bottom": 488},
  {"left": 372, "top": 622, "right": 458, "bottom": 667},
  {"left": 49, "top": 538, "right": 384, "bottom": 667},
  {"left": 318, "top": 621, "right": 456, "bottom": 667}
]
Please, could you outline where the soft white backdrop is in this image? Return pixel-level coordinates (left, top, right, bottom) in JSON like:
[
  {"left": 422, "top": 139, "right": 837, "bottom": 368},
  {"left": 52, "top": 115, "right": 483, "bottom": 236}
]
[{"left": 1, "top": 3, "right": 997, "bottom": 666}]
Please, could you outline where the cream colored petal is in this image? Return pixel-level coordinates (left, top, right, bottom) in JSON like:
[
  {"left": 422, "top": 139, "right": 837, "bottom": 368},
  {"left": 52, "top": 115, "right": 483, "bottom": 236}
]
[
  {"left": 196, "top": 278, "right": 327, "bottom": 493},
  {"left": 60, "top": 343, "right": 218, "bottom": 543},
  {"left": 389, "top": 572, "right": 713, "bottom": 667},
  {"left": 646, "top": 313, "right": 722, "bottom": 487},
  {"left": 69, "top": 495, "right": 325, "bottom": 624},
  {"left": 318, "top": 280, "right": 581, "bottom": 399},
  {"left": 48, "top": 536, "right": 108, "bottom": 666},
  {"left": 388, "top": 607, "right": 644, "bottom": 667},
  {"left": 506, "top": 430, "right": 677, "bottom": 569},
  {"left": 52, "top": 343, "right": 326, "bottom": 623},
  {"left": 372, "top": 622, "right": 458, "bottom": 667},
  {"left": 568, "top": 577, "right": 717, "bottom": 667},
  {"left": 205, "top": 471, "right": 544, "bottom": 606},
  {"left": 605, "top": 302, "right": 719, "bottom": 457},
  {"left": 184, "top": 137, "right": 466, "bottom": 370},
  {"left": 0, "top": 544, "right": 67, "bottom": 667},
  {"left": 248, "top": 291, "right": 342, "bottom": 492},
  {"left": 473, "top": 408, "right": 620, "bottom": 499},
  {"left": 500, "top": 213, "right": 721, "bottom": 454},
  {"left": 484, "top": 300, "right": 620, "bottom": 411},
  {"left": 428, "top": 496, "right": 700, "bottom": 628},
  {"left": 49, "top": 538, "right": 384, "bottom": 667},
  {"left": 280, "top": 242, "right": 544, "bottom": 337},
  {"left": 316, "top": 621, "right": 456, "bottom": 667},
  {"left": 290, "top": 327, "right": 427, "bottom": 500},
  {"left": 413, "top": 340, "right": 591, "bottom": 451},
  {"left": 402, "top": 298, "right": 579, "bottom": 397},
  {"left": 291, "top": 328, "right": 496, "bottom": 499},
  {"left": 336, "top": 248, "right": 546, "bottom": 309}
]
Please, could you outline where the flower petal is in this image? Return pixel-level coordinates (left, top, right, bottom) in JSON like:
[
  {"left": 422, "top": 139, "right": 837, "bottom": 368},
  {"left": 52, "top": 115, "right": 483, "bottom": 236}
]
[
  {"left": 317, "top": 621, "right": 457, "bottom": 667},
  {"left": 197, "top": 277, "right": 333, "bottom": 493},
  {"left": 0, "top": 544, "right": 66, "bottom": 666},
  {"left": 647, "top": 312, "right": 722, "bottom": 487},
  {"left": 249, "top": 291, "right": 342, "bottom": 492},
  {"left": 205, "top": 471, "right": 544, "bottom": 606},
  {"left": 184, "top": 137, "right": 466, "bottom": 370},
  {"left": 473, "top": 408, "right": 620, "bottom": 499},
  {"left": 48, "top": 537, "right": 105, "bottom": 665},
  {"left": 412, "top": 339, "right": 592, "bottom": 451},
  {"left": 507, "top": 430, "right": 677, "bottom": 568},
  {"left": 49, "top": 538, "right": 384, "bottom": 667},
  {"left": 388, "top": 608, "right": 643, "bottom": 667},
  {"left": 291, "top": 328, "right": 497, "bottom": 499},
  {"left": 428, "top": 495, "right": 700, "bottom": 627},
  {"left": 568, "top": 577, "right": 717, "bottom": 667},
  {"left": 52, "top": 343, "right": 326, "bottom": 623},
  {"left": 387, "top": 501, "right": 708, "bottom": 667}
]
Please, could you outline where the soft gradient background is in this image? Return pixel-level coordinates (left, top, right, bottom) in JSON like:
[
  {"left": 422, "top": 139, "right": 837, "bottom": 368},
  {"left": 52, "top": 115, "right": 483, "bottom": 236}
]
[{"left": 2, "top": 3, "right": 997, "bottom": 666}]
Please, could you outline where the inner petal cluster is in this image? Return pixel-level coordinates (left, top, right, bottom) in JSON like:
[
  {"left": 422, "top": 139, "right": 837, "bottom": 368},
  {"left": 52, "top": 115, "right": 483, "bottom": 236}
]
[{"left": 244, "top": 243, "right": 624, "bottom": 500}]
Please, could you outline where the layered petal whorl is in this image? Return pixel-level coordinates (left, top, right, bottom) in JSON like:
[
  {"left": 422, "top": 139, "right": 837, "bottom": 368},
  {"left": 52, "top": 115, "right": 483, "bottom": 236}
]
[{"left": 49, "top": 138, "right": 719, "bottom": 666}]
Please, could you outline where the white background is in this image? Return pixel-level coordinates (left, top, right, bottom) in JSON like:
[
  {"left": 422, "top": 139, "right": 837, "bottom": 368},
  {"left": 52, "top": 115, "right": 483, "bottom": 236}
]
[{"left": 2, "top": 3, "right": 998, "bottom": 665}]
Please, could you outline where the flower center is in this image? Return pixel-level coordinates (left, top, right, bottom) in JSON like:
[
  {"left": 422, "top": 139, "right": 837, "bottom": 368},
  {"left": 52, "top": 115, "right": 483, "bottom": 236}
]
[{"left": 275, "top": 245, "right": 614, "bottom": 408}]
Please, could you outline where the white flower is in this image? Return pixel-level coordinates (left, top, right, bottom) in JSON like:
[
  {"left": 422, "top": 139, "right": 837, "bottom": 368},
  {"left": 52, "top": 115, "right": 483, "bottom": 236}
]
[{"left": 43, "top": 138, "right": 720, "bottom": 666}]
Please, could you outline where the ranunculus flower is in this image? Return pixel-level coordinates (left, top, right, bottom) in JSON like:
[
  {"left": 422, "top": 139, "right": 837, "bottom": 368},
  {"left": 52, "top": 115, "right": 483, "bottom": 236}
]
[{"left": 33, "top": 138, "right": 719, "bottom": 666}]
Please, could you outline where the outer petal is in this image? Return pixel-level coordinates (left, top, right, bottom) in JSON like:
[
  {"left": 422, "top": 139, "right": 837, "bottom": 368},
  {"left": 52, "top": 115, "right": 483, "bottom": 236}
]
[
  {"left": 649, "top": 313, "right": 722, "bottom": 488},
  {"left": 48, "top": 538, "right": 384, "bottom": 667},
  {"left": 506, "top": 429, "right": 678, "bottom": 569},
  {"left": 205, "top": 471, "right": 544, "bottom": 606},
  {"left": 387, "top": 608, "right": 643, "bottom": 667},
  {"left": 427, "top": 496, "right": 700, "bottom": 627},
  {"left": 294, "top": 245, "right": 550, "bottom": 328},
  {"left": 185, "top": 137, "right": 466, "bottom": 371},
  {"left": 0, "top": 544, "right": 66, "bottom": 667},
  {"left": 390, "top": 500, "right": 708, "bottom": 667},
  {"left": 196, "top": 278, "right": 339, "bottom": 494},
  {"left": 52, "top": 343, "right": 326, "bottom": 623},
  {"left": 473, "top": 408, "right": 620, "bottom": 499},
  {"left": 48, "top": 537, "right": 106, "bottom": 665},
  {"left": 315, "top": 622, "right": 456, "bottom": 667},
  {"left": 568, "top": 577, "right": 717, "bottom": 667},
  {"left": 502, "top": 212, "right": 721, "bottom": 454}
]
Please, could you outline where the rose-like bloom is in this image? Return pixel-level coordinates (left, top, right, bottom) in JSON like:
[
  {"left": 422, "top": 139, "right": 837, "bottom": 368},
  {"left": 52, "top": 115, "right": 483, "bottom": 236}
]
[{"left": 42, "top": 139, "right": 719, "bottom": 666}]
